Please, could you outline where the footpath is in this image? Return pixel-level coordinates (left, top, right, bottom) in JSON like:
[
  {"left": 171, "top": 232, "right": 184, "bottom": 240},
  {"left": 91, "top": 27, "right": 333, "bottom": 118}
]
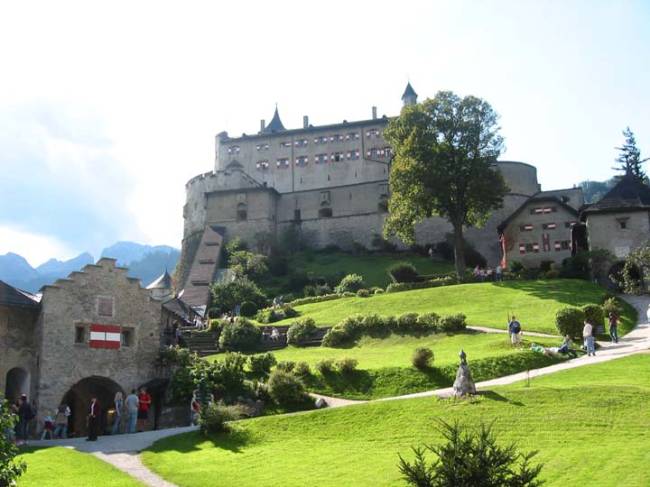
[{"left": 27, "top": 295, "right": 650, "bottom": 486}]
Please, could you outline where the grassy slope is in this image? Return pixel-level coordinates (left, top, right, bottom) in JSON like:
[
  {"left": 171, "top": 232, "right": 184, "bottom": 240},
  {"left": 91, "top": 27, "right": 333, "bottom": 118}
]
[
  {"left": 17, "top": 447, "right": 143, "bottom": 487},
  {"left": 274, "top": 279, "right": 637, "bottom": 335},
  {"left": 228, "top": 332, "right": 560, "bottom": 370},
  {"left": 143, "top": 354, "right": 650, "bottom": 487},
  {"left": 261, "top": 251, "right": 454, "bottom": 293}
]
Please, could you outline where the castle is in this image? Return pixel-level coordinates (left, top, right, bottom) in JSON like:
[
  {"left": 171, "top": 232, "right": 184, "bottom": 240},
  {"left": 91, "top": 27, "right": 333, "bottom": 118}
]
[{"left": 178, "top": 83, "right": 583, "bottom": 299}]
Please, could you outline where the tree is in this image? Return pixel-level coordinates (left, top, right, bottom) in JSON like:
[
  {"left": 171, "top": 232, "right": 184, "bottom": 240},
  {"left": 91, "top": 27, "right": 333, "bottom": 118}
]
[
  {"left": 398, "top": 421, "right": 543, "bottom": 487},
  {"left": 613, "top": 127, "right": 648, "bottom": 182},
  {"left": 1, "top": 400, "right": 27, "bottom": 486},
  {"left": 383, "top": 91, "right": 508, "bottom": 278}
]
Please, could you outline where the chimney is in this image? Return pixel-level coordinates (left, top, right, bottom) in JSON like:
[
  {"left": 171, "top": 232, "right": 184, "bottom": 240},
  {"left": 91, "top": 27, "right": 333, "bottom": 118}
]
[
  {"left": 372, "top": 106, "right": 377, "bottom": 120},
  {"left": 303, "top": 115, "right": 309, "bottom": 128},
  {"left": 260, "top": 119, "right": 266, "bottom": 132}
]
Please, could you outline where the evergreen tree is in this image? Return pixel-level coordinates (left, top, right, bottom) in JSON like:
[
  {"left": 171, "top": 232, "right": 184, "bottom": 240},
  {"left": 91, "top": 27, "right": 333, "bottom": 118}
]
[{"left": 614, "top": 127, "right": 648, "bottom": 181}]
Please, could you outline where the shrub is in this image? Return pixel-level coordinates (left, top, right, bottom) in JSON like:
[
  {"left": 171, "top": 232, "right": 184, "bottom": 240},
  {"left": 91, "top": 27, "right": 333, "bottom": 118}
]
[
  {"left": 555, "top": 307, "right": 585, "bottom": 339},
  {"left": 412, "top": 347, "right": 434, "bottom": 370},
  {"left": 388, "top": 262, "right": 420, "bottom": 283},
  {"left": 256, "top": 303, "right": 298, "bottom": 323},
  {"left": 335, "top": 273, "right": 366, "bottom": 294},
  {"left": 210, "top": 277, "right": 268, "bottom": 315},
  {"left": 385, "top": 276, "right": 456, "bottom": 293},
  {"left": 416, "top": 313, "right": 440, "bottom": 333},
  {"left": 0, "top": 400, "right": 26, "bottom": 485},
  {"left": 287, "top": 318, "right": 318, "bottom": 346},
  {"left": 293, "top": 361, "right": 312, "bottom": 380},
  {"left": 267, "top": 370, "right": 308, "bottom": 406},
  {"left": 544, "top": 270, "right": 560, "bottom": 279},
  {"left": 267, "top": 253, "right": 289, "bottom": 276},
  {"left": 198, "top": 402, "right": 245, "bottom": 436},
  {"left": 239, "top": 301, "right": 258, "bottom": 318},
  {"left": 248, "top": 353, "right": 277, "bottom": 378},
  {"left": 303, "top": 284, "right": 316, "bottom": 297},
  {"left": 335, "top": 357, "right": 359, "bottom": 375},
  {"left": 287, "top": 271, "right": 310, "bottom": 292},
  {"left": 602, "top": 297, "right": 622, "bottom": 317},
  {"left": 290, "top": 293, "right": 342, "bottom": 306},
  {"left": 397, "top": 313, "right": 420, "bottom": 333},
  {"left": 440, "top": 314, "right": 467, "bottom": 332},
  {"left": 539, "top": 260, "right": 554, "bottom": 272},
  {"left": 321, "top": 327, "right": 350, "bottom": 347},
  {"left": 397, "top": 421, "right": 543, "bottom": 487},
  {"left": 374, "top": 288, "right": 385, "bottom": 295},
  {"left": 356, "top": 288, "right": 371, "bottom": 297},
  {"left": 510, "top": 261, "right": 525, "bottom": 273},
  {"left": 583, "top": 304, "right": 605, "bottom": 331},
  {"left": 315, "top": 358, "right": 335, "bottom": 375},
  {"left": 169, "top": 364, "right": 195, "bottom": 404},
  {"left": 218, "top": 318, "right": 262, "bottom": 352},
  {"left": 276, "top": 360, "right": 296, "bottom": 373},
  {"left": 342, "top": 291, "right": 356, "bottom": 297}
]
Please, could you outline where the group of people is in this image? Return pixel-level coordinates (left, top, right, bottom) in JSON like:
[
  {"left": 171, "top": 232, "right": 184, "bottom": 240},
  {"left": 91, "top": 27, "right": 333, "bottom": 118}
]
[
  {"left": 87, "top": 387, "right": 152, "bottom": 441},
  {"left": 473, "top": 265, "right": 504, "bottom": 282}
]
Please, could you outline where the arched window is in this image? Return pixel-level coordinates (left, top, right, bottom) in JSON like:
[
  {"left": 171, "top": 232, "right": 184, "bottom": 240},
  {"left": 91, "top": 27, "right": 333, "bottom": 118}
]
[{"left": 237, "top": 202, "right": 248, "bottom": 221}]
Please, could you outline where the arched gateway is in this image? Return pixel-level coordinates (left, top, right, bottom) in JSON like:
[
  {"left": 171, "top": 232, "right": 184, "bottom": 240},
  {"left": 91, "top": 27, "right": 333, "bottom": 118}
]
[
  {"left": 61, "top": 376, "right": 123, "bottom": 437},
  {"left": 4, "top": 367, "right": 30, "bottom": 402}
]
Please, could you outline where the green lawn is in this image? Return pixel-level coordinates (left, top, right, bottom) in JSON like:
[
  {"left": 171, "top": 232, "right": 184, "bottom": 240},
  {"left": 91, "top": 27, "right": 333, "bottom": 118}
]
[
  {"left": 17, "top": 447, "right": 143, "bottom": 486},
  {"left": 225, "top": 332, "right": 560, "bottom": 370},
  {"left": 273, "top": 279, "right": 636, "bottom": 335},
  {"left": 143, "top": 354, "right": 650, "bottom": 487},
  {"left": 261, "top": 251, "right": 454, "bottom": 294}
]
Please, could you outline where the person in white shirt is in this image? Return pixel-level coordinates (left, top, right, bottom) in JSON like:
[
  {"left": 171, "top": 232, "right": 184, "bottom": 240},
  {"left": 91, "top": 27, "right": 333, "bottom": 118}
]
[{"left": 583, "top": 321, "right": 595, "bottom": 356}]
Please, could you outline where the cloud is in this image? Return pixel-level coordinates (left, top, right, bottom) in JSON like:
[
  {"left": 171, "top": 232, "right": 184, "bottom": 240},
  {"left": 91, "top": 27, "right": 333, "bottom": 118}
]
[
  {"left": 0, "top": 102, "right": 139, "bottom": 256},
  {"left": 0, "top": 225, "right": 75, "bottom": 267}
]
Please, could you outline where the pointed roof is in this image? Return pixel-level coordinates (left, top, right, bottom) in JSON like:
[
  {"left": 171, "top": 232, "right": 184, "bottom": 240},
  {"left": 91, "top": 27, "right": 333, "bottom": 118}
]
[
  {"left": 401, "top": 82, "right": 418, "bottom": 100},
  {"left": 261, "top": 106, "right": 286, "bottom": 134},
  {"left": 0, "top": 280, "right": 41, "bottom": 308},
  {"left": 583, "top": 173, "right": 650, "bottom": 213},
  {"left": 146, "top": 270, "right": 173, "bottom": 290}
]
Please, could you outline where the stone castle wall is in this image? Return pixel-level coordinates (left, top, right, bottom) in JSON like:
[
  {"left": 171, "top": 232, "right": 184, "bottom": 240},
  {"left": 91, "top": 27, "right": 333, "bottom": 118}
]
[
  {"left": 586, "top": 210, "right": 650, "bottom": 261},
  {"left": 0, "top": 305, "right": 39, "bottom": 402}
]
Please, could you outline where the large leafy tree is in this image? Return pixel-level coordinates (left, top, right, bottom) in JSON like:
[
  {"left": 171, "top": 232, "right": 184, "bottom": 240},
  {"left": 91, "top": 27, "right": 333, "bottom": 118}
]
[
  {"left": 613, "top": 127, "right": 648, "bottom": 182},
  {"left": 1, "top": 400, "right": 27, "bottom": 486},
  {"left": 383, "top": 91, "right": 508, "bottom": 277}
]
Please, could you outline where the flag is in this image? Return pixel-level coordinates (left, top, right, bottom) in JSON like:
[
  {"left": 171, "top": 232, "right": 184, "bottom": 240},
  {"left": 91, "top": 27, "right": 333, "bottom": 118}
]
[{"left": 89, "top": 324, "right": 121, "bottom": 349}]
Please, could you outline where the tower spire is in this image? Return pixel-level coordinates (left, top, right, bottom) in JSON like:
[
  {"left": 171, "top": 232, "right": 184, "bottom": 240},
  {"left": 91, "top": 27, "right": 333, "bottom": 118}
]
[{"left": 401, "top": 82, "right": 418, "bottom": 107}]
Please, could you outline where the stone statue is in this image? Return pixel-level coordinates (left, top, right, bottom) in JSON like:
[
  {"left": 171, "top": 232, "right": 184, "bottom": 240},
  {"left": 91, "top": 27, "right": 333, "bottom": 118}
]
[{"left": 453, "top": 349, "right": 476, "bottom": 397}]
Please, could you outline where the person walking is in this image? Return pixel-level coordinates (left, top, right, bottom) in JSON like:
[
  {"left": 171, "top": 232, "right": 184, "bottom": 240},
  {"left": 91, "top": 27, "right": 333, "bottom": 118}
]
[
  {"left": 17, "top": 394, "right": 34, "bottom": 444},
  {"left": 608, "top": 312, "right": 619, "bottom": 344},
  {"left": 583, "top": 320, "right": 595, "bottom": 356},
  {"left": 53, "top": 403, "right": 70, "bottom": 439},
  {"left": 495, "top": 265, "right": 503, "bottom": 282},
  {"left": 125, "top": 389, "right": 139, "bottom": 434},
  {"left": 86, "top": 397, "right": 101, "bottom": 441},
  {"left": 137, "top": 387, "right": 151, "bottom": 432},
  {"left": 111, "top": 391, "right": 124, "bottom": 435},
  {"left": 190, "top": 391, "right": 201, "bottom": 426},
  {"left": 508, "top": 316, "right": 522, "bottom": 345},
  {"left": 40, "top": 411, "right": 54, "bottom": 440}
]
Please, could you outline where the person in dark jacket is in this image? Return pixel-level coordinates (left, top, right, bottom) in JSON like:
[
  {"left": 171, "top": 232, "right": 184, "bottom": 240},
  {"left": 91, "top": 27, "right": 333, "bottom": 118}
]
[{"left": 87, "top": 397, "right": 101, "bottom": 441}]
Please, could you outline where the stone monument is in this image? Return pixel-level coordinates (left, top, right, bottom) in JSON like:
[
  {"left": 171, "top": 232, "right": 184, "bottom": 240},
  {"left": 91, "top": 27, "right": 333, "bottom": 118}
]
[{"left": 453, "top": 349, "right": 476, "bottom": 397}]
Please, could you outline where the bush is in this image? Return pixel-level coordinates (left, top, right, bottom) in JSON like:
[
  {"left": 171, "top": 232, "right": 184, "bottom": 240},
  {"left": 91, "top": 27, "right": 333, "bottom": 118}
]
[
  {"left": 276, "top": 360, "right": 296, "bottom": 373},
  {"left": 198, "top": 402, "right": 246, "bottom": 436},
  {"left": 397, "top": 313, "right": 420, "bottom": 332},
  {"left": 510, "top": 261, "right": 525, "bottom": 273},
  {"left": 321, "top": 327, "right": 350, "bottom": 347},
  {"left": 256, "top": 303, "right": 298, "bottom": 323},
  {"left": 555, "top": 307, "right": 585, "bottom": 339},
  {"left": 248, "top": 353, "right": 277, "bottom": 378},
  {"left": 386, "top": 276, "right": 456, "bottom": 293},
  {"left": 287, "top": 318, "right": 318, "bottom": 346},
  {"left": 303, "top": 284, "right": 316, "bottom": 297},
  {"left": 356, "top": 288, "right": 370, "bottom": 297},
  {"left": 388, "top": 262, "right": 420, "bottom": 283},
  {"left": 210, "top": 277, "right": 268, "bottom": 315},
  {"left": 0, "top": 400, "right": 26, "bottom": 485},
  {"left": 416, "top": 313, "right": 440, "bottom": 333},
  {"left": 287, "top": 271, "right": 310, "bottom": 292},
  {"left": 440, "top": 314, "right": 467, "bottom": 332},
  {"left": 412, "top": 347, "right": 434, "bottom": 370},
  {"left": 602, "top": 297, "right": 622, "bottom": 317},
  {"left": 315, "top": 358, "right": 335, "bottom": 375},
  {"left": 267, "top": 253, "right": 289, "bottom": 276},
  {"left": 540, "top": 260, "right": 554, "bottom": 272},
  {"left": 335, "top": 357, "right": 358, "bottom": 375},
  {"left": 218, "top": 318, "right": 262, "bottom": 352},
  {"left": 290, "top": 293, "right": 342, "bottom": 306},
  {"left": 544, "top": 270, "right": 560, "bottom": 279},
  {"left": 374, "top": 288, "right": 385, "bottom": 295},
  {"left": 293, "top": 361, "right": 312, "bottom": 380},
  {"left": 335, "top": 273, "right": 366, "bottom": 294},
  {"left": 583, "top": 304, "right": 604, "bottom": 331},
  {"left": 239, "top": 301, "right": 258, "bottom": 318},
  {"left": 267, "top": 370, "right": 308, "bottom": 406},
  {"left": 398, "top": 421, "right": 543, "bottom": 487}
]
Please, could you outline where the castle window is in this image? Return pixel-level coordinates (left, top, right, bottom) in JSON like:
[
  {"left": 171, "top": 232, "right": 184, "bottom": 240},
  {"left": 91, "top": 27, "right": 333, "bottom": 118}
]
[
  {"left": 332, "top": 152, "right": 343, "bottom": 162},
  {"left": 616, "top": 217, "right": 629, "bottom": 229},
  {"left": 519, "top": 224, "right": 534, "bottom": 232},
  {"left": 519, "top": 243, "right": 526, "bottom": 254},
  {"left": 320, "top": 191, "right": 331, "bottom": 205},
  {"left": 121, "top": 328, "right": 134, "bottom": 347},
  {"left": 330, "top": 134, "right": 344, "bottom": 142},
  {"left": 367, "top": 148, "right": 379, "bottom": 158},
  {"left": 256, "top": 143, "right": 270, "bottom": 151},
  {"left": 294, "top": 209, "right": 301, "bottom": 221},
  {"left": 319, "top": 207, "right": 333, "bottom": 218},
  {"left": 542, "top": 223, "right": 557, "bottom": 230},
  {"left": 383, "top": 147, "right": 393, "bottom": 158},
  {"left": 295, "top": 156, "right": 309, "bottom": 167},
  {"left": 554, "top": 241, "right": 562, "bottom": 251},
  {"left": 561, "top": 240, "right": 570, "bottom": 250},
  {"left": 280, "top": 141, "right": 292, "bottom": 148},
  {"left": 227, "top": 145, "right": 240, "bottom": 154},
  {"left": 366, "top": 129, "right": 381, "bottom": 139},
  {"left": 564, "top": 221, "right": 578, "bottom": 228},
  {"left": 276, "top": 158, "right": 290, "bottom": 169},
  {"left": 345, "top": 132, "right": 360, "bottom": 140},
  {"left": 294, "top": 139, "right": 308, "bottom": 147},
  {"left": 97, "top": 296, "right": 114, "bottom": 317},
  {"left": 347, "top": 150, "right": 360, "bottom": 160},
  {"left": 532, "top": 243, "right": 540, "bottom": 252},
  {"left": 237, "top": 202, "right": 248, "bottom": 221},
  {"left": 530, "top": 206, "right": 557, "bottom": 215},
  {"left": 74, "top": 325, "right": 86, "bottom": 344},
  {"left": 314, "top": 136, "right": 328, "bottom": 144},
  {"left": 315, "top": 154, "right": 328, "bottom": 164},
  {"left": 256, "top": 160, "right": 269, "bottom": 170}
]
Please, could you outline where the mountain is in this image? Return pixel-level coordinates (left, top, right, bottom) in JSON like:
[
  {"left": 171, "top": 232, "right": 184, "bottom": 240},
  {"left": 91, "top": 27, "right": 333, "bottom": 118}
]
[{"left": 0, "top": 242, "right": 180, "bottom": 292}]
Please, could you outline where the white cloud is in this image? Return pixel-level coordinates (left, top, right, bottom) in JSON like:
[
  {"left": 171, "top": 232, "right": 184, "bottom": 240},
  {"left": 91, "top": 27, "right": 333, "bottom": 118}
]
[{"left": 0, "top": 225, "right": 75, "bottom": 267}]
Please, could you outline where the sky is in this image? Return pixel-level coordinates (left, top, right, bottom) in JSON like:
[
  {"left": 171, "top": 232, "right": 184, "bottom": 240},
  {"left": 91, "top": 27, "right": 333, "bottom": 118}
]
[{"left": 0, "top": 0, "right": 649, "bottom": 267}]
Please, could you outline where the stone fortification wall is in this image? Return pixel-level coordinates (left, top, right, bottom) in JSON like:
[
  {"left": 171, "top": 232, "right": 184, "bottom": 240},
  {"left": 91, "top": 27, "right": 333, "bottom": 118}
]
[
  {"left": 34, "top": 258, "right": 163, "bottom": 426},
  {"left": 586, "top": 210, "right": 650, "bottom": 260},
  {"left": 0, "top": 305, "right": 39, "bottom": 401}
]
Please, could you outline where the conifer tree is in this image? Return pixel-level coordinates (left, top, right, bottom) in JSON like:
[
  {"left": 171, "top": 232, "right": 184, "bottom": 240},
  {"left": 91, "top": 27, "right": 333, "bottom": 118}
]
[{"left": 614, "top": 127, "right": 648, "bottom": 182}]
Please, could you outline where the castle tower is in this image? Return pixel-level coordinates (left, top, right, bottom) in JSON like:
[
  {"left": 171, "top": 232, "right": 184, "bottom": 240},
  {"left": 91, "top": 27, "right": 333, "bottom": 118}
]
[
  {"left": 146, "top": 269, "right": 173, "bottom": 301},
  {"left": 401, "top": 82, "right": 418, "bottom": 107},
  {"left": 260, "top": 106, "right": 286, "bottom": 134}
]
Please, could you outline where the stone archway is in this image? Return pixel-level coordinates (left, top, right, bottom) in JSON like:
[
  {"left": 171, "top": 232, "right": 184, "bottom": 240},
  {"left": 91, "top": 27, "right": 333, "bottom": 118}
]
[
  {"left": 61, "top": 376, "right": 123, "bottom": 437},
  {"left": 4, "top": 367, "right": 30, "bottom": 403}
]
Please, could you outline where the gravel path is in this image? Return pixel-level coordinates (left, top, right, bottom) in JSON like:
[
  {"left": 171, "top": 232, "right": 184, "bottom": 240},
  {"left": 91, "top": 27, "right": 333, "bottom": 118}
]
[{"left": 94, "top": 452, "right": 178, "bottom": 487}]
